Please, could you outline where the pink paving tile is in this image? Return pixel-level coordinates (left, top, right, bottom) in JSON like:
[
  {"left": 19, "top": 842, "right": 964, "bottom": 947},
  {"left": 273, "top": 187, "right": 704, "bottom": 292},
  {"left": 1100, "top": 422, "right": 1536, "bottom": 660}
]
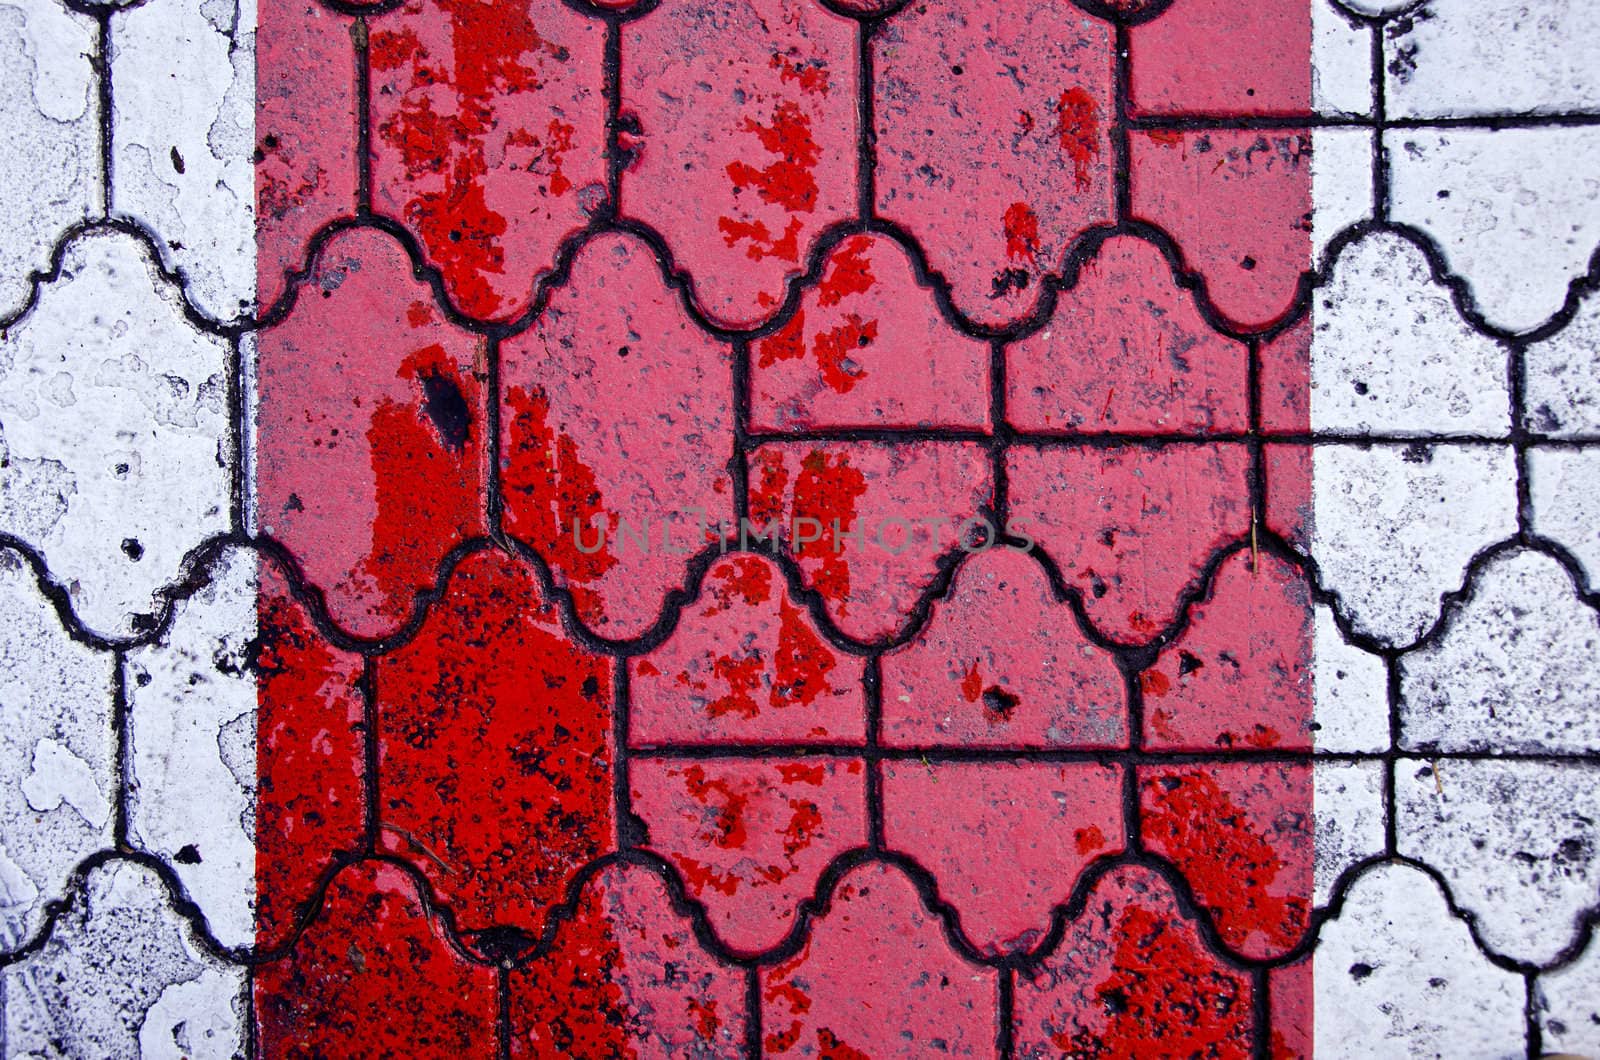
[
  {"left": 1007, "top": 234, "right": 1250, "bottom": 434},
  {"left": 255, "top": 861, "right": 498, "bottom": 1057},
  {"left": 881, "top": 761, "right": 1124, "bottom": 955},
  {"left": 1127, "top": 0, "right": 1311, "bottom": 115},
  {"left": 750, "top": 233, "right": 991, "bottom": 430},
  {"left": 620, "top": 0, "right": 859, "bottom": 329},
  {"left": 375, "top": 549, "right": 615, "bottom": 945},
  {"left": 369, "top": 0, "right": 606, "bottom": 321},
  {"left": 630, "top": 757, "right": 866, "bottom": 955},
  {"left": 880, "top": 547, "right": 1126, "bottom": 749},
  {"left": 1140, "top": 764, "right": 1313, "bottom": 961},
  {"left": 1142, "top": 550, "right": 1316, "bottom": 752},
  {"left": 255, "top": 0, "right": 357, "bottom": 310},
  {"left": 629, "top": 554, "right": 867, "bottom": 746},
  {"left": 254, "top": 561, "right": 366, "bottom": 950},
  {"left": 746, "top": 441, "right": 993, "bottom": 643},
  {"left": 760, "top": 861, "right": 998, "bottom": 1056},
  {"left": 1013, "top": 865, "right": 1254, "bottom": 1059},
  {"left": 255, "top": 226, "right": 489, "bottom": 640},
  {"left": 874, "top": 0, "right": 1115, "bottom": 328},
  {"left": 1260, "top": 311, "right": 1314, "bottom": 434},
  {"left": 1006, "top": 443, "right": 1251, "bottom": 643},
  {"left": 1129, "top": 129, "right": 1313, "bottom": 331},
  {"left": 500, "top": 231, "right": 736, "bottom": 640},
  {"left": 509, "top": 862, "right": 746, "bottom": 1058}
]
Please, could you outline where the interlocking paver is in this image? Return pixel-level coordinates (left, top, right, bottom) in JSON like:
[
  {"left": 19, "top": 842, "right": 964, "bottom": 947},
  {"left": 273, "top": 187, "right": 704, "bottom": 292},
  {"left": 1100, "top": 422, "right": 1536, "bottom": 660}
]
[{"left": 1529, "top": 446, "right": 1600, "bottom": 586}]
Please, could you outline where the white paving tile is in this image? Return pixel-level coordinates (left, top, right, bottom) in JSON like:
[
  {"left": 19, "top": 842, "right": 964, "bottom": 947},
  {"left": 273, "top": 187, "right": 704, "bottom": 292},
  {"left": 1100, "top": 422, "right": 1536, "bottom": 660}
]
[
  {"left": 1313, "top": 862, "right": 1525, "bottom": 1058},
  {"left": 1540, "top": 935, "right": 1600, "bottom": 1056},
  {"left": 125, "top": 545, "right": 256, "bottom": 951},
  {"left": 1314, "top": 760, "right": 1387, "bottom": 906},
  {"left": 1397, "top": 758, "right": 1600, "bottom": 966},
  {"left": 111, "top": 0, "right": 256, "bottom": 322},
  {"left": 1, "top": 859, "right": 245, "bottom": 1058},
  {"left": 1526, "top": 293, "right": 1600, "bottom": 436},
  {"left": 1529, "top": 447, "right": 1600, "bottom": 588},
  {"left": 1387, "top": 127, "right": 1600, "bottom": 335},
  {"left": 1312, "top": 601, "right": 1390, "bottom": 754},
  {"left": 1311, "top": 127, "right": 1375, "bottom": 267},
  {"left": 1401, "top": 549, "right": 1600, "bottom": 754},
  {"left": 0, "top": 550, "right": 116, "bottom": 952},
  {"left": 1385, "top": 0, "right": 1600, "bottom": 118},
  {"left": 0, "top": 0, "right": 100, "bottom": 320},
  {"left": 0, "top": 229, "right": 232, "bottom": 640},
  {"left": 1310, "top": 231, "right": 1509, "bottom": 434},
  {"left": 1310, "top": 443, "right": 1518, "bottom": 647},
  {"left": 1312, "top": 0, "right": 1375, "bottom": 117}
]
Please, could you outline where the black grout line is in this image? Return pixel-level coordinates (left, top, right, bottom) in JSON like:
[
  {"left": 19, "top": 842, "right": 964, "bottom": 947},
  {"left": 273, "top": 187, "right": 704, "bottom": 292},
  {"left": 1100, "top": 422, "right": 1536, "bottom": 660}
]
[
  {"left": 352, "top": 17, "right": 372, "bottom": 218},
  {"left": 864, "top": 654, "right": 884, "bottom": 852},
  {"left": 110, "top": 650, "right": 130, "bottom": 848},
  {"left": 360, "top": 655, "right": 380, "bottom": 855},
  {"left": 1252, "top": 966, "right": 1272, "bottom": 1060},
  {"left": 996, "top": 966, "right": 1015, "bottom": 1059},
  {"left": 94, "top": 9, "right": 114, "bottom": 221},
  {"left": 744, "top": 966, "right": 762, "bottom": 1058}
]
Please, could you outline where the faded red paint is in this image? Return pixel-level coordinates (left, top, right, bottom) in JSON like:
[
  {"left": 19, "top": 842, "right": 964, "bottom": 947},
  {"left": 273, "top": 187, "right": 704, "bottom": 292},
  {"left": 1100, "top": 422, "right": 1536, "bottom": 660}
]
[
  {"left": 875, "top": 1, "right": 1115, "bottom": 325},
  {"left": 631, "top": 758, "right": 865, "bottom": 955},
  {"left": 747, "top": 443, "right": 992, "bottom": 642},
  {"left": 254, "top": 227, "right": 487, "bottom": 639},
  {"left": 255, "top": 862, "right": 497, "bottom": 1057},
  {"left": 631, "top": 554, "right": 866, "bottom": 746},
  {"left": 761, "top": 862, "right": 998, "bottom": 1056},
  {"left": 1008, "top": 235, "right": 1250, "bottom": 433},
  {"left": 501, "top": 233, "right": 736, "bottom": 638},
  {"left": 1007, "top": 445, "right": 1251, "bottom": 641},
  {"left": 1144, "top": 551, "right": 1316, "bottom": 751},
  {"left": 881, "top": 548, "right": 1125, "bottom": 748},
  {"left": 254, "top": 561, "right": 365, "bottom": 949},
  {"left": 623, "top": 0, "right": 857, "bottom": 327},
  {"left": 1129, "top": 0, "right": 1313, "bottom": 115},
  {"left": 369, "top": 0, "right": 605, "bottom": 320},
  {"left": 752, "top": 235, "right": 990, "bottom": 430},
  {"left": 510, "top": 863, "right": 745, "bottom": 1058},
  {"left": 1014, "top": 866, "right": 1254, "bottom": 1057},
  {"left": 882, "top": 762, "right": 1123, "bottom": 954},
  {"left": 377, "top": 549, "right": 614, "bottom": 942},
  {"left": 1141, "top": 765, "right": 1313, "bottom": 960}
]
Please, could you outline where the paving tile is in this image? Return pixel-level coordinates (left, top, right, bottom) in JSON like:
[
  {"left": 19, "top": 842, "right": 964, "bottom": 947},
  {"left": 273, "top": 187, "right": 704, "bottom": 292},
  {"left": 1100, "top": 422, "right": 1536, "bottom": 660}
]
[
  {"left": 1128, "top": 129, "right": 1312, "bottom": 331},
  {"left": 1309, "top": 604, "right": 1390, "bottom": 754},
  {"left": 112, "top": 0, "right": 257, "bottom": 322},
  {"left": 880, "top": 547, "right": 1126, "bottom": 749},
  {"left": 621, "top": 0, "right": 857, "bottom": 329},
  {"left": 1007, "top": 235, "right": 1249, "bottom": 434},
  {"left": 746, "top": 441, "right": 992, "bottom": 643},
  {"left": 375, "top": 548, "right": 613, "bottom": 946},
  {"left": 2, "top": 859, "right": 245, "bottom": 1059},
  {"left": 509, "top": 861, "right": 746, "bottom": 1058},
  {"left": 631, "top": 757, "right": 866, "bottom": 955},
  {"left": 255, "top": 0, "right": 357, "bottom": 310},
  {"left": 1539, "top": 936, "right": 1600, "bottom": 1056},
  {"left": 1397, "top": 757, "right": 1600, "bottom": 966},
  {"left": 1386, "top": 127, "right": 1600, "bottom": 335},
  {"left": 750, "top": 233, "right": 990, "bottom": 431},
  {"left": 1012, "top": 864, "right": 1253, "bottom": 1059},
  {"left": 630, "top": 553, "right": 867, "bottom": 747},
  {"left": 1142, "top": 550, "right": 1314, "bottom": 752},
  {"left": 1526, "top": 294, "right": 1600, "bottom": 437},
  {"left": 1307, "top": 863, "right": 1525, "bottom": 1057},
  {"left": 1312, "top": 761, "right": 1386, "bottom": 905},
  {"left": 0, "top": 0, "right": 100, "bottom": 320},
  {"left": 760, "top": 860, "right": 997, "bottom": 1057},
  {"left": 0, "top": 230, "right": 231, "bottom": 640},
  {"left": 254, "top": 860, "right": 497, "bottom": 1057},
  {"left": 1529, "top": 447, "right": 1600, "bottom": 587},
  {"left": 1008, "top": 443, "right": 1250, "bottom": 643},
  {"left": 1286, "top": 231, "right": 1510, "bottom": 435},
  {"left": 1384, "top": 0, "right": 1600, "bottom": 118},
  {"left": 1140, "top": 763, "right": 1311, "bottom": 960},
  {"left": 881, "top": 761, "right": 1122, "bottom": 955},
  {"left": 0, "top": 550, "right": 115, "bottom": 951},
  {"left": 1400, "top": 548, "right": 1600, "bottom": 754},
  {"left": 873, "top": 0, "right": 1114, "bottom": 328},
  {"left": 126, "top": 546, "right": 262, "bottom": 951},
  {"left": 501, "top": 231, "right": 735, "bottom": 639},
  {"left": 1127, "top": 0, "right": 1368, "bottom": 117},
  {"left": 1268, "top": 442, "right": 1519, "bottom": 647},
  {"left": 369, "top": 0, "right": 606, "bottom": 322},
  {"left": 255, "top": 226, "right": 488, "bottom": 640}
]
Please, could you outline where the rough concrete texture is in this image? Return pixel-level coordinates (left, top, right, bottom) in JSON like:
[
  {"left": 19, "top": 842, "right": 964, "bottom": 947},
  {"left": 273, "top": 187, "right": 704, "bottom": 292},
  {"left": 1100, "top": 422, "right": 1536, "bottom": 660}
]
[{"left": 1, "top": 0, "right": 1599, "bottom": 1054}]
